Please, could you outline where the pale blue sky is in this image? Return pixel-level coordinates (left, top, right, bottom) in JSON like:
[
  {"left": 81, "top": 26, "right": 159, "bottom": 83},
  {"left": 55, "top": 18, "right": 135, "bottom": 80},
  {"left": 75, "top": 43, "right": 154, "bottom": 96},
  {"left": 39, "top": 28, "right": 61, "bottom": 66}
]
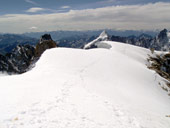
[
  {"left": 0, "top": 0, "right": 169, "bottom": 14},
  {"left": 0, "top": 0, "right": 169, "bottom": 33}
]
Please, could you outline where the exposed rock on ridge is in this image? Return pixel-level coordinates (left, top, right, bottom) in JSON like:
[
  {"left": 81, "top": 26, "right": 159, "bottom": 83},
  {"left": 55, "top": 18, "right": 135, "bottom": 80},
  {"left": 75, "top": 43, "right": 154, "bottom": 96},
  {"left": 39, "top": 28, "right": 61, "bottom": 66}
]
[
  {"left": 148, "top": 52, "right": 170, "bottom": 88},
  {"left": 35, "top": 34, "right": 57, "bottom": 57},
  {"left": 0, "top": 34, "right": 57, "bottom": 74}
]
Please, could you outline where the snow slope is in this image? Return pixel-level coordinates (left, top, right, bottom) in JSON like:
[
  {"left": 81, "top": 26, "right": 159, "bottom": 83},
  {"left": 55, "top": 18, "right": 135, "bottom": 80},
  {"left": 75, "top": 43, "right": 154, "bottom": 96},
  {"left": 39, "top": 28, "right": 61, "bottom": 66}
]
[{"left": 0, "top": 41, "right": 170, "bottom": 128}]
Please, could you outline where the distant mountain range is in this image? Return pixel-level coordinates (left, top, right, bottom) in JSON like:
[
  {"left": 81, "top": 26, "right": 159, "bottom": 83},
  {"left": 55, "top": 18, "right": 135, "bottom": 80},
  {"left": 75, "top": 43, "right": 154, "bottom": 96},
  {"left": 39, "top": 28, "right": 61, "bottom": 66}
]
[
  {"left": 0, "top": 29, "right": 169, "bottom": 55},
  {"left": 58, "top": 29, "right": 170, "bottom": 51},
  {"left": 0, "top": 34, "right": 38, "bottom": 54},
  {"left": 110, "top": 29, "right": 170, "bottom": 51},
  {"left": 0, "top": 29, "right": 169, "bottom": 74},
  {"left": 22, "top": 30, "right": 158, "bottom": 40}
]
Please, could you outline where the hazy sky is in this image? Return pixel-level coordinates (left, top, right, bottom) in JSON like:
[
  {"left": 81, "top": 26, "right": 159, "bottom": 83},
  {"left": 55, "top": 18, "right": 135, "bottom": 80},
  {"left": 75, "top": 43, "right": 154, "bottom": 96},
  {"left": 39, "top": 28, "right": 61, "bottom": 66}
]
[{"left": 0, "top": 0, "right": 170, "bottom": 33}]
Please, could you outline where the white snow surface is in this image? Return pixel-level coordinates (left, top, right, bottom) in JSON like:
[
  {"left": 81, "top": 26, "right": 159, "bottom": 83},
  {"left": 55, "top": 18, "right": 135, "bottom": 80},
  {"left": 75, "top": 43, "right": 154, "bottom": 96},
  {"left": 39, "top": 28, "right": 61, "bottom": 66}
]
[{"left": 0, "top": 41, "right": 170, "bottom": 128}]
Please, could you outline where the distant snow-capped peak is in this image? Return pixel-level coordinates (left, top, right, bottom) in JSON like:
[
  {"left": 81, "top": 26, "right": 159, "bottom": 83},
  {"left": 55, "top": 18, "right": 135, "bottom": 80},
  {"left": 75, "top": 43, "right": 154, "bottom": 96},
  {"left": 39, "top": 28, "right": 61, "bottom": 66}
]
[
  {"left": 167, "top": 31, "right": 170, "bottom": 42},
  {"left": 98, "top": 30, "right": 109, "bottom": 40},
  {"left": 84, "top": 30, "right": 109, "bottom": 49}
]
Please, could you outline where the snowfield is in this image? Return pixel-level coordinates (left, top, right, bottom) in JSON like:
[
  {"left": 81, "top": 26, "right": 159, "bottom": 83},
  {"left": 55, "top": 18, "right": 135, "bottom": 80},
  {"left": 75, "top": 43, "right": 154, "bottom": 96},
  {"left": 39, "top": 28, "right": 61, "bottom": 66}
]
[{"left": 0, "top": 41, "right": 170, "bottom": 128}]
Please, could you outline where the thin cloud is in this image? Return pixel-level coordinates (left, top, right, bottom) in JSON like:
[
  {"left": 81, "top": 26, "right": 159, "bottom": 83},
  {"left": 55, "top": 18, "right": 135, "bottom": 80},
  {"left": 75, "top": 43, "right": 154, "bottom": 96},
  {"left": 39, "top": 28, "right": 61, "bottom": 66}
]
[
  {"left": 25, "top": 0, "right": 38, "bottom": 5},
  {"left": 26, "top": 7, "right": 64, "bottom": 13},
  {"left": 29, "top": 26, "right": 38, "bottom": 30},
  {"left": 0, "top": 2, "right": 170, "bottom": 33},
  {"left": 26, "top": 7, "right": 45, "bottom": 13},
  {"left": 61, "top": 6, "right": 71, "bottom": 9}
]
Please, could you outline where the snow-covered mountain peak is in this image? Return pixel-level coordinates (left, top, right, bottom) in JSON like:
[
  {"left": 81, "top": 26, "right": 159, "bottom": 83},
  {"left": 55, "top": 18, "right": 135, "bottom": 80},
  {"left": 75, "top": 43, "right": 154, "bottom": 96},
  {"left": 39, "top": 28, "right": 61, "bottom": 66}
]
[
  {"left": 83, "top": 30, "right": 109, "bottom": 49},
  {"left": 152, "top": 29, "right": 170, "bottom": 51},
  {"left": 167, "top": 31, "right": 170, "bottom": 42},
  {"left": 99, "top": 30, "right": 108, "bottom": 40}
]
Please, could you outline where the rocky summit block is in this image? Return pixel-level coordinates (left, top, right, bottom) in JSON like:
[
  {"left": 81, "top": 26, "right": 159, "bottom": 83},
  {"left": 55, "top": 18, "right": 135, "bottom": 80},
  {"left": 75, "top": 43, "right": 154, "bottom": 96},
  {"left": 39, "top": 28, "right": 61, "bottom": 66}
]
[{"left": 35, "top": 34, "right": 57, "bottom": 57}]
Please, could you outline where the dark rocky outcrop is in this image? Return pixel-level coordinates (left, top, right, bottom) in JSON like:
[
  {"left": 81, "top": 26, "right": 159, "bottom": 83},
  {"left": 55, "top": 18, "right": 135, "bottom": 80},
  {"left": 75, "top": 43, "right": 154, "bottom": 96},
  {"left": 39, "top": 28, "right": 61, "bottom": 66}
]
[
  {"left": 0, "top": 45, "right": 36, "bottom": 74},
  {"left": 35, "top": 34, "right": 57, "bottom": 57},
  {"left": 7, "top": 45, "right": 36, "bottom": 73},
  {"left": 150, "top": 29, "right": 169, "bottom": 51},
  {"left": 148, "top": 53, "right": 170, "bottom": 83},
  {"left": 0, "top": 54, "right": 14, "bottom": 73},
  {"left": 0, "top": 34, "right": 57, "bottom": 74}
]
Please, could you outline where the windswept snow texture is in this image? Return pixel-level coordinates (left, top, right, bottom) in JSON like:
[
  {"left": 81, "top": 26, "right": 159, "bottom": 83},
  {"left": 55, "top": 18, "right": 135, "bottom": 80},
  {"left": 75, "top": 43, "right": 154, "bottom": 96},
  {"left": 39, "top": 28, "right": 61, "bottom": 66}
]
[{"left": 0, "top": 41, "right": 170, "bottom": 128}]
